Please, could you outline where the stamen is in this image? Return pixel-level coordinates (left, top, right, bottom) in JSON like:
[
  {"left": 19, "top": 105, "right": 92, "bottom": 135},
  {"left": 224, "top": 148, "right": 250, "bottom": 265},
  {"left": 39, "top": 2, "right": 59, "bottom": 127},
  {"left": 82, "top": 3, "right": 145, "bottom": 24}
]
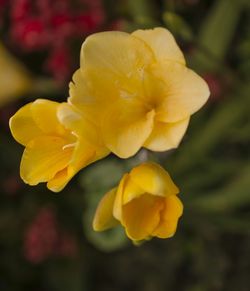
[{"left": 63, "top": 143, "right": 76, "bottom": 150}]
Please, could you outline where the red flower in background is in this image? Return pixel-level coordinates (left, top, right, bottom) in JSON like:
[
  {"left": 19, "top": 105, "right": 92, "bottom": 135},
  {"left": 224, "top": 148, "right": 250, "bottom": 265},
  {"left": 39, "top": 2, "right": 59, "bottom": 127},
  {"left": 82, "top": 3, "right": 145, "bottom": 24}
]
[
  {"left": 11, "top": 0, "right": 31, "bottom": 21},
  {"left": 11, "top": 18, "right": 49, "bottom": 50},
  {"left": 24, "top": 207, "right": 78, "bottom": 263},
  {"left": 3, "top": 174, "right": 23, "bottom": 195},
  {"left": 3, "top": 0, "right": 106, "bottom": 82},
  {"left": 0, "top": 0, "right": 8, "bottom": 26},
  {"left": 57, "top": 232, "right": 78, "bottom": 257},
  {"left": 24, "top": 207, "right": 59, "bottom": 263},
  {"left": 10, "top": 0, "right": 105, "bottom": 48},
  {"left": 45, "top": 46, "right": 72, "bottom": 84}
]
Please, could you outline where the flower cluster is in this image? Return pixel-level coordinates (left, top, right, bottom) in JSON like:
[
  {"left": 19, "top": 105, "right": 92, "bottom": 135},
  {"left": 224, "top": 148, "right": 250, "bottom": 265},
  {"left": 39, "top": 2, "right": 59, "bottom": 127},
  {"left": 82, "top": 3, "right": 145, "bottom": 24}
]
[
  {"left": 10, "top": 27, "right": 210, "bottom": 242},
  {"left": 10, "top": 99, "right": 109, "bottom": 192},
  {"left": 4, "top": 0, "right": 106, "bottom": 82},
  {"left": 93, "top": 163, "right": 183, "bottom": 241}
]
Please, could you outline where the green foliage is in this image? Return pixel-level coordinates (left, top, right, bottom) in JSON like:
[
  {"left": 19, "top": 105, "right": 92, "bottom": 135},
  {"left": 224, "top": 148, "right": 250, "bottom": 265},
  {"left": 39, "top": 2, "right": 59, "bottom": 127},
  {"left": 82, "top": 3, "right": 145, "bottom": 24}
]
[
  {"left": 163, "top": 11, "right": 193, "bottom": 41},
  {"left": 1, "top": 0, "right": 250, "bottom": 290},
  {"left": 172, "top": 84, "right": 250, "bottom": 175},
  {"left": 45, "top": 260, "right": 86, "bottom": 291},
  {"left": 80, "top": 159, "right": 129, "bottom": 251},
  {"left": 190, "top": 0, "right": 244, "bottom": 72},
  {"left": 127, "top": 0, "right": 160, "bottom": 28}
]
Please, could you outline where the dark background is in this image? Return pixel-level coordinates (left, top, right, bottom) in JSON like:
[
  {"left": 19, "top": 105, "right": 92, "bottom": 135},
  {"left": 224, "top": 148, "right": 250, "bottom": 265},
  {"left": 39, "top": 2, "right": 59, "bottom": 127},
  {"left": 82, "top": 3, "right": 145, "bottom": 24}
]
[{"left": 0, "top": 0, "right": 250, "bottom": 290}]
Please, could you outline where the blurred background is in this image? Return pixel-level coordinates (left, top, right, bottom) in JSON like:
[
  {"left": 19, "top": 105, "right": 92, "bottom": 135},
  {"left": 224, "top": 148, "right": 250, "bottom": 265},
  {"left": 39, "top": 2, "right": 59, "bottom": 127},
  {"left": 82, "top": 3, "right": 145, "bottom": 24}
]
[{"left": 0, "top": 0, "right": 250, "bottom": 290}]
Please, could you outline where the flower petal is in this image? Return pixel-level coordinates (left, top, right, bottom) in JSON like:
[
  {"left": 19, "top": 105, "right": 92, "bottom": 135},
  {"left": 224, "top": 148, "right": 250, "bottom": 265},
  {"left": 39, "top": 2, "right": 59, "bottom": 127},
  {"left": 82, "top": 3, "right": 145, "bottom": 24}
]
[
  {"left": 58, "top": 102, "right": 110, "bottom": 163},
  {"left": 57, "top": 102, "right": 104, "bottom": 147},
  {"left": 69, "top": 138, "right": 97, "bottom": 170},
  {"left": 20, "top": 136, "right": 72, "bottom": 186},
  {"left": 31, "top": 99, "right": 67, "bottom": 136},
  {"left": 132, "top": 27, "right": 185, "bottom": 65},
  {"left": 9, "top": 103, "right": 43, "bottom": 146},
  {"left": 152, "top": 195, "right": 183, "bottom": 238},
  {"left": 151, "top": 62, "right": 210, "bottom": 122},
  {"left": 122, "top": 194, "right": 164, "bottom": 241},
  {"left": 46, "top": 138, "right": 96, "bottom": 192},
  {"left": 102, "top": 99, "right": 155, "bottom": 158},
  {"left": 129, "top": 162, "right": 179, "bottom": 197},
  {"left": 80, "top": 31, "right": 154, "bottom": 99},
  {"left": 93, "top": 188, "right": 119, "bottom": 231},
  {"left": 113, "top": 174, "right": 129, "bottom": 221},
  {"left": 47, "top": 168, "right": 70, "bottom": 193},
  {"left": 122, "top": 175, "right": 145, "bottom": 205},
  {"left": 144, "top": 118, "right": 190, "bottom": 151},
  {"left": 69, "top": 69, "right": 116, "bottom": 123}
]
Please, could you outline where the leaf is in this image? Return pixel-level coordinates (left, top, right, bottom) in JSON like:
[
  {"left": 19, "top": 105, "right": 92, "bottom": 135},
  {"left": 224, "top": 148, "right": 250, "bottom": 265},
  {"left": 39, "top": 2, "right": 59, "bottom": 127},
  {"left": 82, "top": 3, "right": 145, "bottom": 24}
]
[
  {"left": 190, "top": 164, "right": 250, "bottom": 212},
  {"left": 190, "top": 0, "right": 243, "bottom": 72},
  {"left": 79, "top": 158, "right": 125, "bottom": 194},
  {"left": 127, "top": 0, "right": 158, "bottom": 20},
  {"left": 172, "top": 84, "right": 250, "bottom": 174},
  {"left": 163, "top": 12, "right": 193, "bottom": 41}
]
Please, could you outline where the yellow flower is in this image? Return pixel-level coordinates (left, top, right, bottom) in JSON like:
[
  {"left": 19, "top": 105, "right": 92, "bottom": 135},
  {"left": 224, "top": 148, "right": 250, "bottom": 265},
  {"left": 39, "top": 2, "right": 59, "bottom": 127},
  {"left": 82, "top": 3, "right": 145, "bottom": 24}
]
[
  {"left": 69, "top": 27, "right": 210, "bottom": 158},
  {"left": 93, "top": 162, "right": 183, "bottom": 242},
  {"left": 0, "top": 42, "right": 31, "bottom": 107},
  {"left": 9, "top": 99, "right": 109, "bottom": 192}
]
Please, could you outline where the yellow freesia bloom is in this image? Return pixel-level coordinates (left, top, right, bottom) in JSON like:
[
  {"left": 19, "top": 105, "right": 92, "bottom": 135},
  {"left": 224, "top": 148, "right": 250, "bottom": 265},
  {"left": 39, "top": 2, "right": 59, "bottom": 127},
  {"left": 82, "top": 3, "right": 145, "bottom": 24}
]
[
  {"left": 93, "top": 162, "right": 183, "bottom": 242},
  {"left": 9, "top": 99, "right": 109, "bottom": 192},
  {"left": 0, "top": 43, "right": 31, "bottom": 107},
  {"left": 69, "top": 27, "right": 210, "bottom": 158}
]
